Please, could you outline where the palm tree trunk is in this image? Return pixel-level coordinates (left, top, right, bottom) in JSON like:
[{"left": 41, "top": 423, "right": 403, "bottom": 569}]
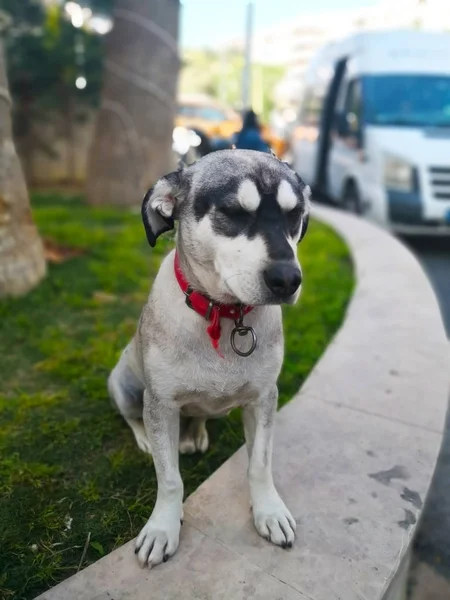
[
  {"left": 0, "top": 42, "right": 46, "bottom": 297},
  {"left": 86, "top": 0, "right": 180, "bottom": 206}
]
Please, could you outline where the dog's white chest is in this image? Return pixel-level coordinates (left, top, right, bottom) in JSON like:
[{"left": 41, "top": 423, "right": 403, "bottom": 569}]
[
  {"left": 169, "top": 341, "right": 279, "bottom": 417},
  {"left": 140, "top": 291, "right": 284, "bottom": 419},
  {"left": 177, "top": 380, "right": 259, "bottom": 418}
]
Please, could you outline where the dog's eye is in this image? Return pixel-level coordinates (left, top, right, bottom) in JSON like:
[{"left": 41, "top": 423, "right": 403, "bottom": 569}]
[{"left": 219, "top": 204, "right": 250, "bottom": 219}]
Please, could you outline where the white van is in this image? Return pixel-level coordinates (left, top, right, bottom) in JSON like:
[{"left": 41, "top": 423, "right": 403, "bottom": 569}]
[{"left": 291, "top": 30, "right": 450, "bottom": 234}]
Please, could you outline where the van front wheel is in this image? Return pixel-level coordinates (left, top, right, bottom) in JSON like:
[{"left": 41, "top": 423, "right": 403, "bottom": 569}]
[{"left": 342, "top": 182, "right": 362, "bottom": 215}]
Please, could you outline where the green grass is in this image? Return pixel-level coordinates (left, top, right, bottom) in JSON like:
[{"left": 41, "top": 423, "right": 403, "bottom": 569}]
[{"left": 0, "top": 193, "right": 354, "bottom": 599}]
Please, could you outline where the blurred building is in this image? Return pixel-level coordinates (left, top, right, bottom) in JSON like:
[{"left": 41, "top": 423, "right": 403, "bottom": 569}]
[
  {"left": 274, "top": 13, "right": 349, "bottom": 111},
  {"left": 224, "top": 15, "right": 331, "bottom": 68}
]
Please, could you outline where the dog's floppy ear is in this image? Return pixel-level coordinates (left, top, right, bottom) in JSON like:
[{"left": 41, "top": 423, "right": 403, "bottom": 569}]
[
  {"left": 299, "top": 213, "right": 309, "bottom": 241},
  {"left": 141, "top": 170, "right": 183, "bottom": 247},
  {"left": 299, "top": 184, "right": 312, "bottom": 242}
]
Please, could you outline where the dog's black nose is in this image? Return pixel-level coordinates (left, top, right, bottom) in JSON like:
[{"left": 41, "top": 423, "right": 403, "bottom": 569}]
[{"left": 263, "top": 263, "right": 302, "bottom": 298}]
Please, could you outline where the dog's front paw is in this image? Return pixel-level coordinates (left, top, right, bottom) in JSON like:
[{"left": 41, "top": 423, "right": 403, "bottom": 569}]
[
  {"left": 135, "top": 513, "right": 181, "bottom": 568},
  {"left": 253, "top": 496, "right": 296, "bottom": 549}
]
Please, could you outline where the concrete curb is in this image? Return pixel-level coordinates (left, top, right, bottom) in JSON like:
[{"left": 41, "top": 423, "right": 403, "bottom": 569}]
[{"left": 36, "top": 206, "right": 449, "bottom": 600}]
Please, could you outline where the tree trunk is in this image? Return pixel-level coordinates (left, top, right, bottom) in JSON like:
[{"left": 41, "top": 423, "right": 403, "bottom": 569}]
[
  {"left": 62, "top": 87, "right": 75, "bottom": 184},
  {"left": 86, "top": 0, "right": 180, "bottom": 206},
  {"left": 0, "top": 42, "right": 46, "bottom": 297}
]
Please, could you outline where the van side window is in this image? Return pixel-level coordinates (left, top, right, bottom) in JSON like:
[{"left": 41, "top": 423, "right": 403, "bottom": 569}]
[
  {"left": 300, "top": 90, "right": 313, "bottom": 124},
  {"left": 344, "top": 79, "right": 362, "bottom": 135},
  {"left": 301, "top": 87, "right": 325, "bottom": 126}
]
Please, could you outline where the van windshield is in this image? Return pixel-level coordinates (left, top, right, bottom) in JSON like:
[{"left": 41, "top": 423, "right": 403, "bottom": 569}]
[{"left": 364, "top": 75, "right": 450, "bottom": 128}]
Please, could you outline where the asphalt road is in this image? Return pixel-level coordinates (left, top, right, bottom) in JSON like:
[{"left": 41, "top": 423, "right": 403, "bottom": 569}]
[
  {"left": 406, "top": 237, "right": 450, "bottom": 335},
  {"left": 403, "top": 236, "right": 450, "bottom": 582}
]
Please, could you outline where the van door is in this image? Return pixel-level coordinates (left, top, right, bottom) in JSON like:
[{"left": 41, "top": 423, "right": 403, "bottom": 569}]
[
  {"left": 327, "top": 78, "right": 363, "bottom": 203},
  {"left": 316, "top": 58, "right": 347, "bottom": 192}
]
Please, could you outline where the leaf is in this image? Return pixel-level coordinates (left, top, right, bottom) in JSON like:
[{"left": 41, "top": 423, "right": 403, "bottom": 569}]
[{"left": 90, "top": 541, "right": 104, "bottom": 556}]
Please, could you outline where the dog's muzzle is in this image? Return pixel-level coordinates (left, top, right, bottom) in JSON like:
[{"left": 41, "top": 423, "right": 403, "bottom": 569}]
[{"left": 263, "top": 262, "right": 302, "bottom": 300}]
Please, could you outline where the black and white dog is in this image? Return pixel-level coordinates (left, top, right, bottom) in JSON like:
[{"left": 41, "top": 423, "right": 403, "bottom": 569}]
[{"left": 108, "top": 149, "right": 311, "bottom": 568}]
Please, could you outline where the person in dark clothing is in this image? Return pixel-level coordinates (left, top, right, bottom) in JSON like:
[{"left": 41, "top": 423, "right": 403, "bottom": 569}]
[{"left": 233, "top": 109, "right": 271, "bottom": 153}]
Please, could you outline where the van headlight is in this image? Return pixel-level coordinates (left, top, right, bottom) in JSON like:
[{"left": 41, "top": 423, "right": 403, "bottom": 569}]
[{"left": 384, "top": 155, "right": 416, "bottom": 193}]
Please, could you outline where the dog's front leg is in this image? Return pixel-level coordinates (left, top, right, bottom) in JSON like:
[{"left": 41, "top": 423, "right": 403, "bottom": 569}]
[
  {"left": 243, "top": 388, "right": 296, "bottom": 548},
  {"left": 135, "top": 390, "right": 183, "bottom": 568}
]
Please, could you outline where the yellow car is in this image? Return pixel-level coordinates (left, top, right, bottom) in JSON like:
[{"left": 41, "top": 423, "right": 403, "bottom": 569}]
[
  {"left": 261, "top": 125, "right": 287, "bottom": 159},
  {"left": 176, "top": 94, "right": 241, "bottom": 155},
  {"left": 176, "top": 94, "right": 287, "bottom": 158}
]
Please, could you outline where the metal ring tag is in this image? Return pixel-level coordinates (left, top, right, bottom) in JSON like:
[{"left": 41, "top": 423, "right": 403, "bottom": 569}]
[{"left": 230, "top": 325, "right": 257, "bottom": 357}]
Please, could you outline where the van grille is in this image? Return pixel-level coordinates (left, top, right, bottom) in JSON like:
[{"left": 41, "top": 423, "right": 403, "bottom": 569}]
[{"left": 429, "top": 167, "right": 450, "bottom": 200}]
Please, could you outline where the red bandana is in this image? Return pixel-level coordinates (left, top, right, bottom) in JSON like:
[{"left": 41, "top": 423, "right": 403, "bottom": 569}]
[{"left": 174, "top": 252, "right": 253, "bottom": 357}]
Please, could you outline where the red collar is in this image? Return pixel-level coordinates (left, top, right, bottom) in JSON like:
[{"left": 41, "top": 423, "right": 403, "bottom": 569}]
[{"left": 174, "top": 251, "right": 254, "bottom": 356}]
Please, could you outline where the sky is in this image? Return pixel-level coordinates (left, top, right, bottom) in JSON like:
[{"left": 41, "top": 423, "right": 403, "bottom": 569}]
[{"left": 180, "top": 0, "right": 379, "bottom": 48}]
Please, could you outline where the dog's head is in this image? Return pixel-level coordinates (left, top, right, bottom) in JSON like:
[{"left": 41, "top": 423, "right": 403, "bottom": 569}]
[{"left": 142, "top": 150, "right": 311, "bottom": 306}]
